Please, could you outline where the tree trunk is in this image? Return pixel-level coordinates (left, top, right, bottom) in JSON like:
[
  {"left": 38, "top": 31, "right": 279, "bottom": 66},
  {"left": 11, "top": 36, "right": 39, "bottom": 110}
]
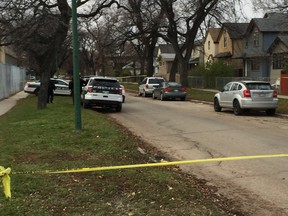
[
  {"left": 146, "top": 36, "right": 158, "bottom": 77},
  {"left": 169, "top": 57, "right": 178, "bottom": 81},
  {"left": 179, "top": 58, "right": 190, "bottom": 87}
]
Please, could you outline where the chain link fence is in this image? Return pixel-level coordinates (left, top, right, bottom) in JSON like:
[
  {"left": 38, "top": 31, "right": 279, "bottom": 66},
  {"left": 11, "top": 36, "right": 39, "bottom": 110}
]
[
  {"left": 0, "top": 63, "right": 26, "bottom": 100},
  {"left": 118, "top": 75, "right": 278, "bottom": 91}
]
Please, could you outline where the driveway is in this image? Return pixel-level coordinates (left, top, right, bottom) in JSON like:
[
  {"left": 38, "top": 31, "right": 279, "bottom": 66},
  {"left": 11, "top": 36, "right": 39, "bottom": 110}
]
[{"left": 109, "top": 92, "right": 288, "bottom": 216}]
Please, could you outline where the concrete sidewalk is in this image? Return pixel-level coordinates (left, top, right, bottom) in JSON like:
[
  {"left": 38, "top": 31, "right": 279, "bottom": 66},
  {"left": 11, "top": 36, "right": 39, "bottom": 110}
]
[{"left": 0, "top": 91, "right": 29, "bottom": 117}]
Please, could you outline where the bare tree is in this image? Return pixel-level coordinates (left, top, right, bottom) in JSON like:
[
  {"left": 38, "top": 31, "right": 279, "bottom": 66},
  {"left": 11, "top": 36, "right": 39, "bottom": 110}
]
[
  {"left": 252, "top": 0, "right": 288, "bottom": 13},
  {"left": 158, "top": 0, "right": 242, "bottom": 86},
  {"left": 0, "top": 0, "right": 119, "bottom": 109},
  {"left": 118, "top": 0, "right": 164, "bottom": 76}
]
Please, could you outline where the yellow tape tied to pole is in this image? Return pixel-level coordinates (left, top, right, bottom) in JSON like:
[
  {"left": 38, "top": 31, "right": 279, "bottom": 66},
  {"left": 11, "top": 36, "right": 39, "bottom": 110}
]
[{"left": 0, "top": 166, "right": 11, "bottom": 199}]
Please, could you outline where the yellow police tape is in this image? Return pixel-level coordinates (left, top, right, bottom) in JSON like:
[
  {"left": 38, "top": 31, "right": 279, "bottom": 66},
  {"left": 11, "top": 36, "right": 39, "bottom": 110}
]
[
  {"left": 2, "top": 153, "right": 288, "bottom": 199},
  {"left": 0, "top": 166, "right": 11, "bottom": 199}
]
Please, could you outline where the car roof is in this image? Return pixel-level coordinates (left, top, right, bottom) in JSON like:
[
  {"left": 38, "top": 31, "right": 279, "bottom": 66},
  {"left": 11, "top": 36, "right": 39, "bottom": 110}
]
[
  {"left": 89, "top": 76, "right": 118, "bottom": 81},
  {"left": 239, "top": 80, "right": 270, "bottom": 84}
]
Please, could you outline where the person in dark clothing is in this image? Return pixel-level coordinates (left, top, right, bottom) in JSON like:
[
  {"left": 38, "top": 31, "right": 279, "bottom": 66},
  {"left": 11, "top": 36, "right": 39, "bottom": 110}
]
[
  {"left": 47, "top": 80, "right": 56, "bottom": 103},
  {"left": 69, "top": 78, "right": 74, "bottom": 104},
  {"left": 69, "top": 77, "right": 85, "bottom": 104}
]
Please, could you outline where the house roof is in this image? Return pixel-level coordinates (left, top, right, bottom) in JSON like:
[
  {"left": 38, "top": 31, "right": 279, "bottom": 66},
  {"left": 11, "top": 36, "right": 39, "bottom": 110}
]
[
  {"left": 206, "top": 28, "right": 221, "bottom": 42},
  {"left": 122, "top": 62, "right": 141, "bottom": 70},
  {"left": 158, "top": 44, "right": 175, "bottom": 54},
  {"left": 158, "top": 40, "right": 203, "bottom": 54},
  {"left": 222, "top": 23, "right": 249, "bottom": 39},
  {"left": 161, "top": 53, "right": 176, "bottom": 61},
  {"left": 214, "top": 51, "right": 232, "bottom": 58},
  {"left": 248, "top": 13, "right": 288, "bottom": 32},
  {"left": 278, "top": 35, "right": 288, "bottom": 46},
  {"left": 267, "top": 35, "right": 288, "bottom": 53}
]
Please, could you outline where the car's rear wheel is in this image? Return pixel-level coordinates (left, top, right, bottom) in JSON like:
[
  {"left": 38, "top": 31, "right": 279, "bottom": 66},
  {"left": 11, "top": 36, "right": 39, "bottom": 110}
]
[
  {"left": 180, "top": 97, "right": 186, "bottom": 101},
  {"left": 233, "top": 100, "right": 243, "bottom": 115},
  {"left": 266, "top": 109, "right": 276, "bottom": 116},
  {"left": 83, "top": 100, "right": 89, "bottom": 109},
  {"left": 116, "top": 103, "right": 122, "bottom": 112},
  {"left": 143, "top": 91, "right": 147, "bottom": 97},
  {"left": 214, "top": 98, "right": 222, "bottom": 112},
  {"left": 34, "top": 88, "right": 40, "bottom": 96}
]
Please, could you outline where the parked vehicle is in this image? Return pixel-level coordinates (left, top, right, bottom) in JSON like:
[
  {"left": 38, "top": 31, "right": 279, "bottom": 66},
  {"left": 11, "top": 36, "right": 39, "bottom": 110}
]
[
  {"left": 120, "top": 85, "right": 126, "bottom": 103},
  {"left": 81, "top": 76, "right": 123, "bottom": 112},
  {"left": 152, "top": 81, "right": 187, "bottom": 101},
  {"left": 24, "top": 78, "right": 71, "bottom": 96},
  {"left": 138, "top": 77, "right": 165, "bottom": 97},
  {"left": 214, "top": 81, "right": 278, "bottom": 116}
]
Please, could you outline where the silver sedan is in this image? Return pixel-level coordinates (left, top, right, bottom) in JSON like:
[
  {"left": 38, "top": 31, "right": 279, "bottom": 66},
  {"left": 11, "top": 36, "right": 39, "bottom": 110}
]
[{"left": 214, "top": 81, "right": 278, "bottom": 115}]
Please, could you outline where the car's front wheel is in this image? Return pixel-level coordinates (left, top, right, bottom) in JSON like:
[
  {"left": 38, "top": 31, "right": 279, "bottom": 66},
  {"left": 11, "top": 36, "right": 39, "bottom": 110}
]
[
  {"left": 233, "top": 100, "right": 243, "bottom": 115},
  {"left": 214, "top": 98, "right": 222, "bottom": 112},
  {"left": 160, "top": 93, "right": 165, "bottom": 101},
  {"left": 138, "top": 90, "right": 142, "bottom": 96}
]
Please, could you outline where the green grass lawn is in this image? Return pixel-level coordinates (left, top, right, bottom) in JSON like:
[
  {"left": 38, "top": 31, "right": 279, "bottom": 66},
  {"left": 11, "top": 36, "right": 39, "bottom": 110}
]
[{"left": 0, "top": 95, "right": 236, "bottom": 215}]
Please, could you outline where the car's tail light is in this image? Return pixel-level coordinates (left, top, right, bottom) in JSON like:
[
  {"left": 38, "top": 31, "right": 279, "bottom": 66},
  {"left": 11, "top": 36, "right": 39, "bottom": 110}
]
[
  {"left": 180, "top": 87, "right": 187, "bottom": 92},
  {"left": 164, "top": 87, "right": 173, "bottom": 92},
  {"left": 243, "top": 89, "right": 251, "bottom": 97},
  {"left": 273, "top": 90, "right": 278, "bottom": 98},
  {"left": 145, "top": 84, "right": 149, "bottom": 89},
  {"left": 88, "top": 86, "right": 93, "bottom": 92}
]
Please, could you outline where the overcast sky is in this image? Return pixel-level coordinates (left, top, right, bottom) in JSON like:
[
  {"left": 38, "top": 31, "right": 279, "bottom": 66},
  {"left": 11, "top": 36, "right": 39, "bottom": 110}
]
[{"left": 242, "top": 0, "right": 263, "bottom": 20}]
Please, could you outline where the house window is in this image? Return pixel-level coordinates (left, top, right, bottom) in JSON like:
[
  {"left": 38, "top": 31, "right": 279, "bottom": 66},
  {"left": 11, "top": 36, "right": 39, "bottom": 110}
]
[
  {"left": 208, "top": 41, "right": 210, "bottom": 50},
  {"left": 251, "top": 59, "right": 260, "bottom": 71},
  {"left": 245, "top": 40, "right": 248, "bottom": 49},
  {"left": 223, "top": 32, "right": 227, "bottom": 48},
  {"left": 273, "top": 54, "right": 285, "bottom": 69},
  {"left": 253, "top": 29, "right": 260, "bottom": 47}
]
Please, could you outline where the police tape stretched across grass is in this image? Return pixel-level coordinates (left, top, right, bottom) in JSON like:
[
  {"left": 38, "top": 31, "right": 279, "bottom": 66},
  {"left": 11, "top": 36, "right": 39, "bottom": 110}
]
[{"left": 1, "top": 153, "right": 288, "bottom": 199}]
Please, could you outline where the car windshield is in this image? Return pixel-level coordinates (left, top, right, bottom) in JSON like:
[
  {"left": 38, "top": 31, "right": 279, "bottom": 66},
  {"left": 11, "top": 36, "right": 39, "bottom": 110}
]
[
  {"left": 166, "top": 82, "right": 182, "bottom": 87},
  {"left": 92, "top": 79, "right": 120, "bottom": 88},
  {"left": 246, "top": 83, "right": 272, "bottom": 90},
  {"left": 148, "top": 79, "right": 164, "bottom": 84}
]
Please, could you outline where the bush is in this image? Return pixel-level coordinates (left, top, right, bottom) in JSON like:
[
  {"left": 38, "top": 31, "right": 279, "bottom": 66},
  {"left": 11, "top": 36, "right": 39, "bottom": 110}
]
[{"left": 191, "top": 61, "right": 234, "bottom": 88}]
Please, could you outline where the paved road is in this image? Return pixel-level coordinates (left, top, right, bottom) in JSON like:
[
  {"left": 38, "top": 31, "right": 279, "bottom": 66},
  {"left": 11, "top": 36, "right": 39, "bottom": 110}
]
[{"left": 109, "top": 92, "right": 288, "bottom": 216}]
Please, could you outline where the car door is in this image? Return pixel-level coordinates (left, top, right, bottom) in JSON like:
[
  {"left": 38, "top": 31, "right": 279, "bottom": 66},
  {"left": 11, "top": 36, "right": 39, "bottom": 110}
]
[
  {"left": 219, "top": 82, "right": 233, "bottom": 107},
  {"left": 226, "top": 83, "right": 239, "bottom": 107},
  {"left": 53, "top": 80, "right": 70, "bottom": 95},
  {"left": 154, "top": 82, "right": 163, "bottom": 98},
  {"left": 139, "top": 78, "right": 147, "bottom": 93}
]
